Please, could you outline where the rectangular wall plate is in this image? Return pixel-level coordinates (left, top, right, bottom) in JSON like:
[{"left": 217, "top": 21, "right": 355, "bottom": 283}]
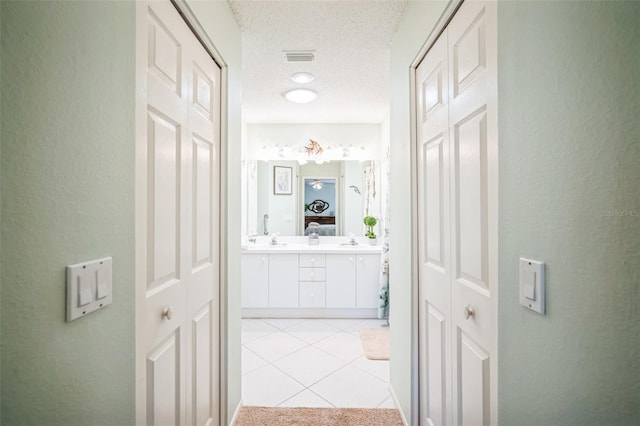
[
  {"left": 66, "top": 257, "right": 113, "bottom": 321},
  {"left": 519, "top": 258, "right": 545, "bottom": 314}
]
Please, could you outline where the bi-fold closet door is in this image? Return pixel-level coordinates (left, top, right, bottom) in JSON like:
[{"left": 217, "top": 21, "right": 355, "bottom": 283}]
[
  {"left": 135, "top": 1, "right": 222, "bottom": 425},
  {"left": 416, "top": 1, "right": 498, "bottom": 425}
]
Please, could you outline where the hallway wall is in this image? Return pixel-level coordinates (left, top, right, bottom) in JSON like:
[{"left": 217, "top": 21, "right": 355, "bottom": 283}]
[
  {"left": 1, "top": 1, "right": 136, "bottom": 424},
  {"left": 497, "top": 1, "right": 640, "bottom": 424}
]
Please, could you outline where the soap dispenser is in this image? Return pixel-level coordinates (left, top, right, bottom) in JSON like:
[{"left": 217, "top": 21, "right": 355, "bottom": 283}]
[{"left": 308, "top": 232, "right": 319, "bottom": 245}]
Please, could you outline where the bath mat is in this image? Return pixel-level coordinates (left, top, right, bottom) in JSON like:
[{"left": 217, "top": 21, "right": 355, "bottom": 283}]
[
  {"left": 359, "top": 326, "right": 390, "bottom": 360},
  {"left": 235, "top": 406, "right": 402, "bottom": 426}
]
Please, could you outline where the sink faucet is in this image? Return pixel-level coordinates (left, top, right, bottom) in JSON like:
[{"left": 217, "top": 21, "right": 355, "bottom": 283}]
[
  {"left": 348, "top": 233, "right": 358, "bottom": 245},
  {"left": 270, "top": 233, "right": 279, "bottom": 245}
]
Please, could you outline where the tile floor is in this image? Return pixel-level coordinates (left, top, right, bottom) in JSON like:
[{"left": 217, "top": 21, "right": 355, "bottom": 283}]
[{"left": 242, "top": 318, "right": 394, "bottom": 409}]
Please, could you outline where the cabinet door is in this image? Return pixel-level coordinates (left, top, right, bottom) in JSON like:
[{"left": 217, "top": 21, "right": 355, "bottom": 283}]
[
  {"left": 269, "top": 254, "right": 299, "bottom": 307},
  {"left": 299, "top": 282, "right": 326, "bottom": 308},
  {"left": 356, "top": 254, "right": 381, "bottom": 308},
  {"left": 326, "top": 254, "right": 356, "bottom": 308},
  {"left": 241, "top": 254, "right": 269, "bottom": 308}
]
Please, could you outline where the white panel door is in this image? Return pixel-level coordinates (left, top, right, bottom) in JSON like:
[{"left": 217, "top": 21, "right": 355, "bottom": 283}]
[
  {"left": 136, "top": 1, "right": 221, "bottom": 425},
  {"left": 416, "top": 2, "right": 498, "bottom": 425},
  {"left": 417, "top": 30, "right": 452, "bottom": 426},
  {"left": 448, "top": 3, "right": 497, "bottom": 425}
]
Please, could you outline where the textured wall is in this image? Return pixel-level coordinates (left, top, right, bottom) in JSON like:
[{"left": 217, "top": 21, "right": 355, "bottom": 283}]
[
  {"left": 497, "top": 1, "right": 640, "bottom": 424},
  {"left": 1, "top": 1, "right": 135, "bottom": 424},
  {"left": 389, "top": 0, "right": 448, "bottom": 422}
]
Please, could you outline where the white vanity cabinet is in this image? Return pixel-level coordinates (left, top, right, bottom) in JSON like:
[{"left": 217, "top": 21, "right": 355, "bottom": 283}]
[
  {"left": 299, "top": 254, "right": 326, "bottom": 308},
  {"left": 356, "top": 254, "right": 381, "bottom": 308},
  {"left": 326, "top": 254, "right": 380, "bottom": 309},
  {"left": 325, "top": 254, "right": 356, "bottom": 308},
  {"left": 241, "top": 254, "right": 269, "bottom": 308},
  {"left": 241, "top": 245, "right": 382, "bottom": 318},
  {"left": 268, "top": 254, "right": 299, "bottom": 307}
]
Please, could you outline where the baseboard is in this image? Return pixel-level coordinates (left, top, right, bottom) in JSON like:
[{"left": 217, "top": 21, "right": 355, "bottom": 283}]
[
  {"left": 228, "top": 400, "right": 243, "bottom": 426},
  {"left": 389, "top": 385, "right": 409, "bottom": 426}
]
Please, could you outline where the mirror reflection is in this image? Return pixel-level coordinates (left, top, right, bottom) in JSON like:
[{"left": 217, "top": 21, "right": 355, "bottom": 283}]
[
  {"left": 304, "top": 178, "right": 336, "bottom": 236},
  {"left": 245, "top": 160, "right": 378, "bottom": 237}
]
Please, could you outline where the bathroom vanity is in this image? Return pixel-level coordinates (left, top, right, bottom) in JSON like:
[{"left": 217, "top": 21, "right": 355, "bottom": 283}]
[{"left": 241, "top": 238, "right": 383, "bottom": 318}]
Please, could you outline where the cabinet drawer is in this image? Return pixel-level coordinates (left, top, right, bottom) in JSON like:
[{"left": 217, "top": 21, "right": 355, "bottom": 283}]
[
  {"left": 299, "top": 254, "right": 326, "bottom": 268},
  {"left": 299, "top": 267, "right": 326, "bottom": 282},
  {"left": 299, "top": 282, "right": 326, "bottom": 308}
]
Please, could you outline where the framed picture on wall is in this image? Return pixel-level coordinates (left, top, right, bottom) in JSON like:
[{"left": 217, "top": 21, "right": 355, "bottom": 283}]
[{"left": 273, "top": 166, "right": 292, "bottom": 195}]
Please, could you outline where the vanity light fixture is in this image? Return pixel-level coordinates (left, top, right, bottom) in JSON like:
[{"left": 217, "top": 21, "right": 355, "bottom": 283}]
[
  {"left": 284, "top": 88, "right": 317, "bottom": 104},
  {"left": 291, "top": 72, "right": 314, "bottom": 84}
]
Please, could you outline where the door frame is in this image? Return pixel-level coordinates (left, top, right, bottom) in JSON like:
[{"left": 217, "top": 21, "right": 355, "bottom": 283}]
[{"left": 134, "top": 0, "right": 230, "bottom": 423}]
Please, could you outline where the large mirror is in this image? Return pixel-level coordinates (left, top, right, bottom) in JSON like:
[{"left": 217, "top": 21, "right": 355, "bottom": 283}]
[{"left": 245, "top": 160, "right": 379, "bottom": 237}]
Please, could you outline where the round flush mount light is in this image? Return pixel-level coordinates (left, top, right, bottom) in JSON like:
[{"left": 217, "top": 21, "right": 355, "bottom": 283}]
[
  {"left": 290, "top": 72, "right": 314, "bottom": 84},
  {"left": 284, "top": 88, "right": 317, "bottom": 104}
]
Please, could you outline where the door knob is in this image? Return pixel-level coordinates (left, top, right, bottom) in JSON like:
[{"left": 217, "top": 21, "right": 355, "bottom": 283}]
[
  {"left": 161, "top": 305, "right": 173, "bottom": 320},
  {"left": 463, "top": 305, "right": 475, "bottom": 320}
]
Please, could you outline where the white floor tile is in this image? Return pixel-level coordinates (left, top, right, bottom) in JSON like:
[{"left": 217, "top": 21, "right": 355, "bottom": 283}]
[
  {"left": 272, "top": 346, "right": 344, "bottom": 387},
  {"left": 241, "top": 347, "right": 268, "bottom": 375},
  {"left": 345, "top": 319, "right": 389, "bottom": 335},
  {"left": 350, "top": 355, "right": 390, "bottom": 382},
  {"left": 310, "top": 364, "right": 391, "bottom": 408},
  {"left": 241, "top": 319, "right": 278, "bottom": 344},
  {"left": 319, "top": 318, "right": 366, "bottom": 330},
  {"left": 243, "top": 331, "right": 308, "bottom": 363},
  {"left": 313, "top": 331, "right": 364, "bottom": 362},
  {"left": 241, "top": 318, "right": 392, "bottom": 409},
  {"left": 262, "top": 318, "right": 305, "bottom": 330},
  {"left": 284, "top": 319, "right": 340, "bottom": 344},
  {"left": 242, "top": 364, "right": 305, "bottom": 407},
  {"left": 278, "top": 389, "right": 335, "bottom": 408},
  {"left": 377, "top": 396, "right": 396, "bottom": 409}
]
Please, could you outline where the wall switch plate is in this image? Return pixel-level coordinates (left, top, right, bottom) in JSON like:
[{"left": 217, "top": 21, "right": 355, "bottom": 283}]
[
  {"left": 519, "top": 258, "right": 545, "bottom": 314},
  {"left": 66, "top": 257, "right": 113, "bottom": 321}
]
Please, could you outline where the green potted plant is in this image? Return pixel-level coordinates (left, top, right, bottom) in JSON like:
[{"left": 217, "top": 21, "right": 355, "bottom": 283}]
[{"left": 363, "top": 215, "right": 378, "bottom": 245}]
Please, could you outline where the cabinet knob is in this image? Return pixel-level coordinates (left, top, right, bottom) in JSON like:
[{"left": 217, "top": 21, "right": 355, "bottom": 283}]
[
  {"left": 349, "top": 257, "right": 354, "bottom": 262},
  {"left": 359, "top": 257, "right": 363, "bottom": 262},
  {"left": 261, "top": 256, "right": 266, "bottom": 262},
  {"left": 310, "top": 258, "right": 315, "bottom": 263}
]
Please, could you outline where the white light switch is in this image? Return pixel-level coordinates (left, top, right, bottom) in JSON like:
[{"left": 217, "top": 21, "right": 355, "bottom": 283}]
[
  {"left": 520, "top": 258, "right": 545, "bottom": 314},
  {"left": 67, "top": 257, "right": 113, "bottom": 322}
]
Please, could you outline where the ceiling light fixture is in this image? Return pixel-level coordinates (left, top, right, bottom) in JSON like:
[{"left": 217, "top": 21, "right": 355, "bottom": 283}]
[
  {"left": 284, "top": 88, "right": 317, "bottom": 103},
  {"left": 291, "top": 72, "right": 314, "bottom": 84},
  {"left": 311, "top": 180, "right": 323, "bottom": 191}
]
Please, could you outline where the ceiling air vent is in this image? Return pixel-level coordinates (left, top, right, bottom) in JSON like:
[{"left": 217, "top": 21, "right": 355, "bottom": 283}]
[{"left": 283, "top": 50, "right": 315, "bottom": 63}]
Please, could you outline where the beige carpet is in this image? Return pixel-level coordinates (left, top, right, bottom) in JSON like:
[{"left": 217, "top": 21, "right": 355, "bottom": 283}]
[
  {"left": 235, "top": 406, "right": 403, "bottom": 426},
  {"left": 359, "top": 327, "right": 390, "bottom": 360}
]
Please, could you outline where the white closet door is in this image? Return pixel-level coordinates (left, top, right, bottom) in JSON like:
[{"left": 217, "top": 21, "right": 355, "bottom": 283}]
[
  {"left": 417, "top": 30, "right": 452, "bottom": 426},
  {"left": 417, "top": 1, "right": 498, "bottom": 425},
  {"left": 136, "top": 1, "right": 221, "bottom": 425}
]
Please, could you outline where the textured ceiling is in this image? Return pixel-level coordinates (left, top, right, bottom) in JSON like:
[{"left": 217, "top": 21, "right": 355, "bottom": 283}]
[{"left": 229, "top": 0, "right": 408, "bottom": 124}]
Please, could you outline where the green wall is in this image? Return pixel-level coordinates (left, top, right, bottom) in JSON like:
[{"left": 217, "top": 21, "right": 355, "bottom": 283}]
[
  {"left": 1, "top": 1, "right": 135, "bottom": 425},
  {"left": 497, "top": 1, "right": 640, "bottom": 424}
]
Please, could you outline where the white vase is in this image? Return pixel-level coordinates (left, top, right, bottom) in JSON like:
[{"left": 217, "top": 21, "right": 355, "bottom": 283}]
[{"left": 368, "top": 237, "right": 377, "bottom": 246}]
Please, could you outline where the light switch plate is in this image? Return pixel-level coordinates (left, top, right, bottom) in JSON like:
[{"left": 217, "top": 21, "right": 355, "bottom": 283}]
[
  {"left": 519, "top": 258, "right": 545, "bottom": 314},
  {"left": 66, "top": 257, "right": 113, "bottom": 321}
]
